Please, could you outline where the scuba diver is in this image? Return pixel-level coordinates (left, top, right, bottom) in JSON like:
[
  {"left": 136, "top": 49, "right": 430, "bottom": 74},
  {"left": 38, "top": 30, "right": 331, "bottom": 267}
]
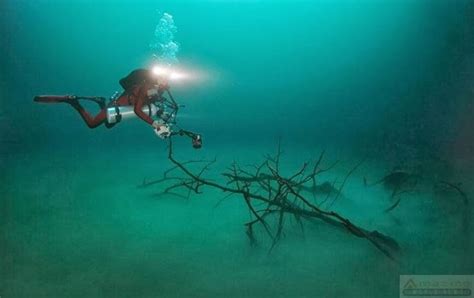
[{"left": 34, "top": 68, "right": 202, "bottom": 148}]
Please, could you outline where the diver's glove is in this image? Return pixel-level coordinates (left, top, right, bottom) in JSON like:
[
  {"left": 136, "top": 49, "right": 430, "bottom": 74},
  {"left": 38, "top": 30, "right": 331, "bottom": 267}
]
[{"left": 152, "top": 121, "right": 171, "bottom": 139}]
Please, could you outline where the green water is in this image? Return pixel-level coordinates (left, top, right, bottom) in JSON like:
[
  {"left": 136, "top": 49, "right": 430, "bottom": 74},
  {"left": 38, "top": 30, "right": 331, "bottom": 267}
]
[{"left": 1, "top": 0, "right": 473, "bottom": 297}]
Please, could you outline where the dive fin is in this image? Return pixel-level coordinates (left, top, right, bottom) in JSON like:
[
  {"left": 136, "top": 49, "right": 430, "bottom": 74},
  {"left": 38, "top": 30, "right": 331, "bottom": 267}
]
[{"left": 34, "top": 95, "right": 76, "bottom": 103}]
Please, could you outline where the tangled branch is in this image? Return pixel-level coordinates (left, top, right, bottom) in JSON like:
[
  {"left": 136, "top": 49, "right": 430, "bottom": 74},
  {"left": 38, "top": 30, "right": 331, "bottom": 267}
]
[{"left": 142, "top": 138, "right": 400, "bottom": 261}]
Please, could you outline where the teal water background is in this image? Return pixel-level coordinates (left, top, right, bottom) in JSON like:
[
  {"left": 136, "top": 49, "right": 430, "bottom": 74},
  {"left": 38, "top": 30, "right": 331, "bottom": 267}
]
[{"left": 1, "top": 0, "right": 473, "bottom": 297}]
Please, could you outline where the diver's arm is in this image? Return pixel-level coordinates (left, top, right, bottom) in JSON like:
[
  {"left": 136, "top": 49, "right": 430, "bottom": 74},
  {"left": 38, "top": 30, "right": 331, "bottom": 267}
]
[
  {"left": 133, "top": 97, "right": 154, "bottom": 126},
  {"left": 134, "top": 97, "right": 170, "bottom": 138}
]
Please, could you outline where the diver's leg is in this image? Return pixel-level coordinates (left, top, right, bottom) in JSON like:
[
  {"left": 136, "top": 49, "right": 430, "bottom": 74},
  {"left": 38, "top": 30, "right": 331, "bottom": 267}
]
[
  {"left": 35, "top": 95, "right": 106, "bottom": 128},
  {"left": 69, "top": 99, "right": 107, "bottom": 129}
]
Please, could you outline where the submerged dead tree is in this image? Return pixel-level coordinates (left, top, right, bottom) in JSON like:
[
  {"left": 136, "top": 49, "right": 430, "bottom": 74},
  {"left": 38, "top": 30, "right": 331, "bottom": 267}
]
[{"left": 142, "top": 138, "right": 400, "bottom": 261}]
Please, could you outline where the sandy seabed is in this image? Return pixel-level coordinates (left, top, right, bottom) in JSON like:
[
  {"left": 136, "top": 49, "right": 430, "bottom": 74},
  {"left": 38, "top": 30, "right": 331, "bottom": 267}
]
[{"left": 2, "top": 142, "right": 473, "bottom": 298}]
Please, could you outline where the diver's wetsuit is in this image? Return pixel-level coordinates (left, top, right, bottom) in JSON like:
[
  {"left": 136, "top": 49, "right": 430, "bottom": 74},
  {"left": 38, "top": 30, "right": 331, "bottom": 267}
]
[{"left": 35, "top": 69, "right": 165, "bottom": 128}]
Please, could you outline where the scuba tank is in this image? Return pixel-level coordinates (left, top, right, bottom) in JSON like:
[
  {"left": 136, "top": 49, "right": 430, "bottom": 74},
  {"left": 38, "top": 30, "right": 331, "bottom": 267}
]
[{"left": 106, "top": 103, "right": 159, "bottom": 124}]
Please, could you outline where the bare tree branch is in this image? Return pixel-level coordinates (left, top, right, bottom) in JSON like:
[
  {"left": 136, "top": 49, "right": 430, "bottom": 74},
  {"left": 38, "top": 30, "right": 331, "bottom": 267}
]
[{"left": 143, "top": 137, "right": 401, "bottom": 261}]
